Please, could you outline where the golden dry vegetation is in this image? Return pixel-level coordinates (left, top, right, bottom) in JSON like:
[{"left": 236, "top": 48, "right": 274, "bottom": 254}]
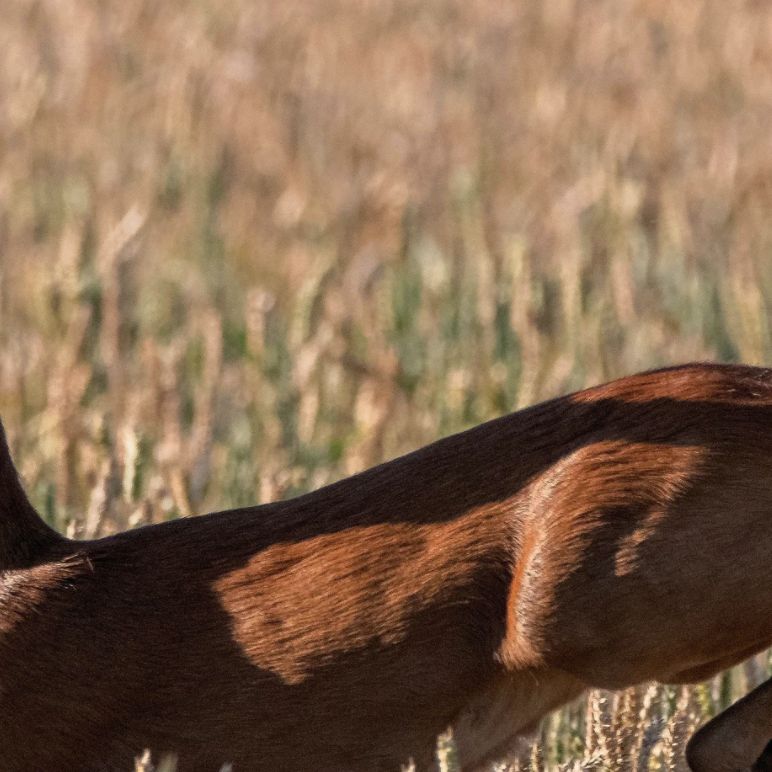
[{"left": 2, "top": 0, "right": 772, "bottom": 769}]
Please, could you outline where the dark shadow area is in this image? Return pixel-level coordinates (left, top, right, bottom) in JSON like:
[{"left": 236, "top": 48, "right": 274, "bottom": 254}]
[{"left": 753, "top": 740, "right": 772, "bottom": 772}]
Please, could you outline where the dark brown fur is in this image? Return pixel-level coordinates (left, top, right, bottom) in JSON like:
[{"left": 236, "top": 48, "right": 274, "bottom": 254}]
[{"left": 2, "top": 363, "right": 772, "bottom": 770}]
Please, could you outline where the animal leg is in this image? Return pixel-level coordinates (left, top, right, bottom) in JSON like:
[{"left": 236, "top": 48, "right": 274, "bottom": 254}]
[
  {"left": 451, "top": 668, "right": 585, "bottom": 771},
  {"left": 687, "top": 676, "right": 772, "bottom": 772}
]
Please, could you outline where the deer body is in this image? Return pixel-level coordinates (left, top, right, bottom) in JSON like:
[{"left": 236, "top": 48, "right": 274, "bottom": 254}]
[{"left": 2, "top": 363, "right": 772, "bottom": 770}]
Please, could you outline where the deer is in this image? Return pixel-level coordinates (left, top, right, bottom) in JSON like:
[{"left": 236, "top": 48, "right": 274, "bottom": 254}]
[{"left": 2, "top": 361, "right": 772, "bottom": 771}]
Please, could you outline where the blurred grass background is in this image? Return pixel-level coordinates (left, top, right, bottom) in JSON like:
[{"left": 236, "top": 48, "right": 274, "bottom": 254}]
[{"left": 2, "top": 0, "right": 772, "bottom": 769}]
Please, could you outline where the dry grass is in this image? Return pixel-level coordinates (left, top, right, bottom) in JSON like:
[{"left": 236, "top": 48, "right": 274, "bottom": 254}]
[{"left": 2, "top": 0, "right": 772, "bottom": 768}]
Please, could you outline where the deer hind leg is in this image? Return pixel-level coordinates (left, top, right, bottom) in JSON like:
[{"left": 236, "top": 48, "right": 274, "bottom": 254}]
[
  {"left": 451, "top": 668, "right": 585, "bottom": 772},
  {"left": 686, "top": 676, "right": 772, "bottom": 772}
]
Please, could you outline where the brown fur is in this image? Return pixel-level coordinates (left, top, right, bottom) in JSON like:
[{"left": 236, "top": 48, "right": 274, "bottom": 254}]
[{"left": 2, "top": 362, "right": 772, "bottom": 770}]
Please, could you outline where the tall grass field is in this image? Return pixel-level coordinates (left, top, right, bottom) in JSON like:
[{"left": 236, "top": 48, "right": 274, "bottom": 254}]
[{"left": 2, "top": 1, "right": 772, "bottom": 768}]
